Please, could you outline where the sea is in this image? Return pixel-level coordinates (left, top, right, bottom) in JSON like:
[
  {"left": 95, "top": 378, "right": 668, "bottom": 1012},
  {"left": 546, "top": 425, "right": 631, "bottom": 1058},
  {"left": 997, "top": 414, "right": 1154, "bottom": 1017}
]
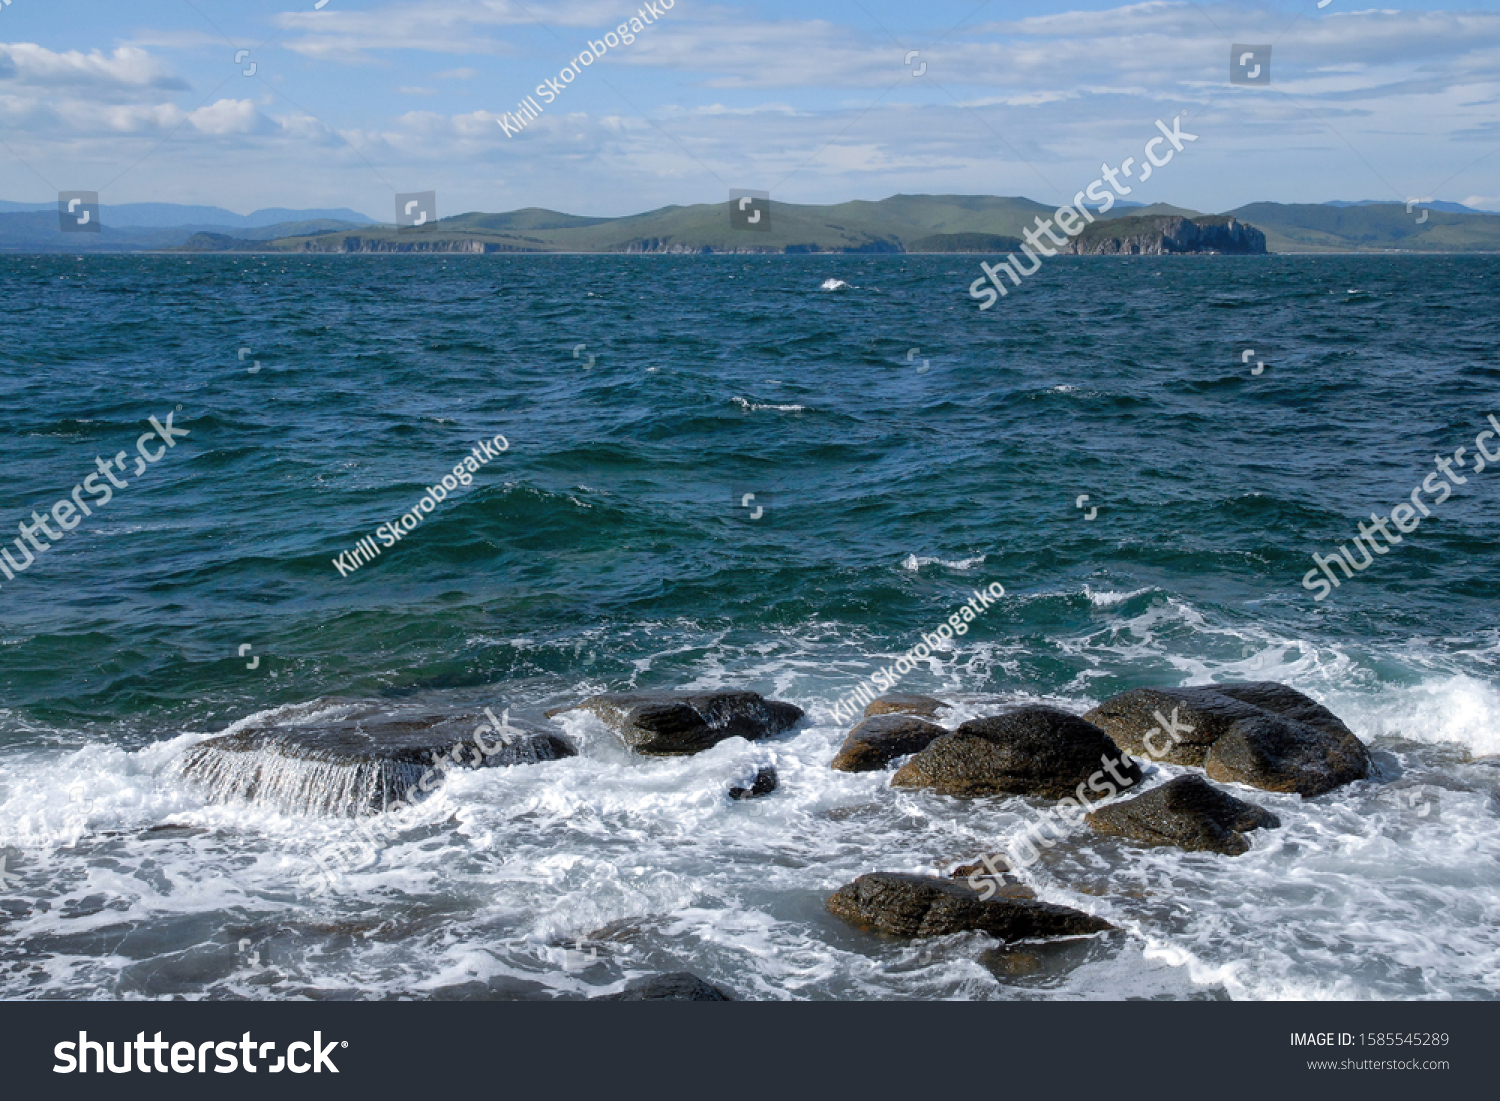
[{"left": 0, "top": 252, "right": 1496, "bottom": 1001}]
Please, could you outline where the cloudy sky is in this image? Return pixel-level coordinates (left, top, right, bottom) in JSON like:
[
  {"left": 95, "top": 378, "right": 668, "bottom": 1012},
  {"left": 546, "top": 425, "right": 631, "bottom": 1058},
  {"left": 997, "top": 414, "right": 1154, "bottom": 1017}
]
[{"left": 1, "top": 0, "right": 1498, "bottom": 218}]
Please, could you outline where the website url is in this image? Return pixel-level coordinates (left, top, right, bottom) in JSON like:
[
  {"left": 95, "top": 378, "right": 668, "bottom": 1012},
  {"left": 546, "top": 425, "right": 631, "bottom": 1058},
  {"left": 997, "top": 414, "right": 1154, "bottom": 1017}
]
[{"left": 1308, "top": 1059, "right": 1449, "bottom": 1071}]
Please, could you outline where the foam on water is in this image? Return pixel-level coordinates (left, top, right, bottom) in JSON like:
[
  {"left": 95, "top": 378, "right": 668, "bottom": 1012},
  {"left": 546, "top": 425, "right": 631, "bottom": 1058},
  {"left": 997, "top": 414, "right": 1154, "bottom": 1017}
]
[
  {"left": 902, "top": 554, "right": 987, "bottom": 571},
  {"left": 732, "top": 396, "right": 807, "bottom": 413},
  {"left": 3, "top": 596, "right": 1495, "bottom": 1002}
]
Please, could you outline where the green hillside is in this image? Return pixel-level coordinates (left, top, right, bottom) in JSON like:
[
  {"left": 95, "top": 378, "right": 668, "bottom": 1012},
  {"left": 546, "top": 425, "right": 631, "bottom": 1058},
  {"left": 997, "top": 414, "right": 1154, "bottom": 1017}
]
[
  {"left": 1226, "top": 202, "right": 1500, "bottom": 253},
  {"left": 272, "top": 195, "right": 1073, "bottom": 254},
  {"left": 6, "top": 194, "right": 1500, "bottom": 255}
]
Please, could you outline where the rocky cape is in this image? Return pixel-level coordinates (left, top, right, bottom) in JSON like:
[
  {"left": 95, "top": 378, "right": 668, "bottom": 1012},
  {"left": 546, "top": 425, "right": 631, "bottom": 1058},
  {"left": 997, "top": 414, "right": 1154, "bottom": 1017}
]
[{"left": 1066, "top": 214, "right": 1267, "bottom": 255}]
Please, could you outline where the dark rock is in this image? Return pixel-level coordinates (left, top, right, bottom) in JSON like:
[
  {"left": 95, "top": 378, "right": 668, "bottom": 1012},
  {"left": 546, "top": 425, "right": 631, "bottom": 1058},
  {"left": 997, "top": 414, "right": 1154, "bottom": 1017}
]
[
  {"left": 863, "top": 693, "right": 951, "bottom": 719},
  {"left": 549, "top": 691, "right": 803, "bottom": 756},
  {"left": 178, "top": 702, "right": 575, "bottom": 816},
  {"left": 979, "top": 932, "right": 1123, "bottom": 983},
  {"left": 596, "top": 972, "right": 737, "bottom": 1001},
  {"left": 728, "top": 766, "right": 778, "bottom": 799},
  {"left": 831, "top": 714, "right": 947, "bottom": 772},
  {"left": 890, "top": 706, "right": 1143, "bottom": 799},
  {"left": 826, "top": 872, "right": 1112, "bottom": 941},
  {"left": 1085, "top": 774, "right": 1281, "bottom": 855},
  {"left": 1083, "top": 682, "right": 1370, "bottom": 796}
]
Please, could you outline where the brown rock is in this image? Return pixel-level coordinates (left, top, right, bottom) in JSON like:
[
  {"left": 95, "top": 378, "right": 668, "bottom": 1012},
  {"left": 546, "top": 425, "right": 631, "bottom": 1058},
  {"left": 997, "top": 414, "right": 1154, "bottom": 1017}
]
[
  {"left": 830, "top": 714, "right": 947, "bottom": 772},
  {"left": 1085, "top": 774, "right": 1280, "bottom": 855},
  {"left": 1083, "top": 682, "right": 1369, "bottom": 796},
  {"left": 863, "top": 693, "right": 950, "bottom": 719},
  {"left": 825, "top": 872, "right": 1112, "bottom": 941},
  {"left": 890, "top": 706, "right": 1143, "bottom": 799}
]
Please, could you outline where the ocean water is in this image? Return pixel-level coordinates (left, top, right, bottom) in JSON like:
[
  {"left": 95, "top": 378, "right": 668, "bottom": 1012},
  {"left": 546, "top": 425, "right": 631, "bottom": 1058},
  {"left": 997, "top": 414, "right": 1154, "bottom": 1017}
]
[{"left": 0, "top": 252, "right": 1497, "bottom": 1001}]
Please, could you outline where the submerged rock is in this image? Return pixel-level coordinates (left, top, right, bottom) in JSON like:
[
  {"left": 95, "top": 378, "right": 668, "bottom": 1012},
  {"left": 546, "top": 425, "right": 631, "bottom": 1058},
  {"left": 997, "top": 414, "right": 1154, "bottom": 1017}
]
[
  {"left": 826, "top": 872, "right": 1113, "bottom": 941},
  {"left": 1085, "top": 774, "right": 1281, "bottom": 855},
  {"left": 597, "top": 972, "right": 738, "bottom": 1001},
  {"left": 177, "top": 702, "right": 575, "bottom": 816},
  {"left": 863, "top": 692, "right": 950, "bottom": 719},
  {"left": 891, "top": 706, "right": 1143, "bottom": 799},
  {"left": 550, "top": 690, "right": 803, "bottom": 756},
  {"left": 831, "top": 714, "right": 947, "bottom": 772},
  {"left": 728, "top": 765, "right": 778, "bottom": 800},
  {"left": 1083, "top": 682, "right": 1370, "bottom": 796}
]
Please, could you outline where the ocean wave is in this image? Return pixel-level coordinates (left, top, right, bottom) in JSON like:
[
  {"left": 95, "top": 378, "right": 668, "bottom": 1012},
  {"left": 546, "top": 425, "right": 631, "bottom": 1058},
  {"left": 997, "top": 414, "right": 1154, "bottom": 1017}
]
[
  {"left": 732, "top": 396, "right": 807, "bottom": 413},
  {"left": 901, "top": 554, "right": 986, "bottom": 571}
]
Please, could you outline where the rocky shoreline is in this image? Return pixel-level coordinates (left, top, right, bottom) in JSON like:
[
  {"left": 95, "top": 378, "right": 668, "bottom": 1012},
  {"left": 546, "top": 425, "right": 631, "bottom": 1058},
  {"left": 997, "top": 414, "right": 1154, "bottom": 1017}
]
[{"left": 173, "top": 680, "right": 1374, "bottom": 996}]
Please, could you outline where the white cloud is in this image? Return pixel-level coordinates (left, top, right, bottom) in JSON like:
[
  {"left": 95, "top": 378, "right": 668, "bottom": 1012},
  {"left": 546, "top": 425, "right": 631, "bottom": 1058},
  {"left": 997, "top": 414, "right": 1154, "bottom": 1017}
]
[
  {"left": 189, "top": 98, "right": 272, "bottom": 135},
  {"left": 0, "top": 43, "right": 187, "bottom": 96}
]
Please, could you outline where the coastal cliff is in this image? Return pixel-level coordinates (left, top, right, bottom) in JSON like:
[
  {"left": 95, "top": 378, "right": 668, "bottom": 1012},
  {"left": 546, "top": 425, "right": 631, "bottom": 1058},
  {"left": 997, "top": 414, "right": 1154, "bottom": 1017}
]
[{"left": 1067, "top": 215, "right": 1267, "bottom": 255}]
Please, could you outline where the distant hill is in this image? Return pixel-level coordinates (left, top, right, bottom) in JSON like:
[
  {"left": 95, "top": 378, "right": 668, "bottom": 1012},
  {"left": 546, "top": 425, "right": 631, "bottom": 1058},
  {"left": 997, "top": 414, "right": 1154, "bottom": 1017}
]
[
  {"left": 1325, "top": 199, "right": 1492, "bottom": 214},
  {"left": 4, "top": 195, "right": 1500, "bottom": 254},
  {"left": 1224, "top": 202, "right": 1500, "bottom": 253},
  {"left": 0, "top": 201, "right": 373, "bottom": 228},
  {"left": 0, "top": 211, "right": 374, "bottom": 252}
]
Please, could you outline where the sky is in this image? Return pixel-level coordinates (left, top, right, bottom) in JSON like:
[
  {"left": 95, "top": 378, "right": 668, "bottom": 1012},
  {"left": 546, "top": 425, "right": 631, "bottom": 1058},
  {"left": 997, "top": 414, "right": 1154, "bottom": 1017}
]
[{"left": 1, "top": 0, "right": 1498, "bottom": 219}]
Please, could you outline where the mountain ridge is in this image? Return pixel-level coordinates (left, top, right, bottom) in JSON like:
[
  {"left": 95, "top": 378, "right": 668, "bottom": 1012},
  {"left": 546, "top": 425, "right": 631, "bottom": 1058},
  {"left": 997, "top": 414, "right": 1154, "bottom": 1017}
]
[{"left": 3, "top": 195, "right": 1498, "bottom": 254}]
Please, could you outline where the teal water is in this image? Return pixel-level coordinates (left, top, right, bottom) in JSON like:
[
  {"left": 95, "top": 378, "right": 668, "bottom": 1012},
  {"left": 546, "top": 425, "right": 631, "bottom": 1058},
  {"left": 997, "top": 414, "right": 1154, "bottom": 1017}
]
[{"left": 0, "top": 253, "right": 1496, "bottom": 1000}]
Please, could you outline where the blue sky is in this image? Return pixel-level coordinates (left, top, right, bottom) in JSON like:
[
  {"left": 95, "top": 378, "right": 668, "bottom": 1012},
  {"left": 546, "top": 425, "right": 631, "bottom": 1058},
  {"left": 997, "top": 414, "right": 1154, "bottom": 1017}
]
[{"left": 1, "top": 0, "right": 1498, "bottom": 218}]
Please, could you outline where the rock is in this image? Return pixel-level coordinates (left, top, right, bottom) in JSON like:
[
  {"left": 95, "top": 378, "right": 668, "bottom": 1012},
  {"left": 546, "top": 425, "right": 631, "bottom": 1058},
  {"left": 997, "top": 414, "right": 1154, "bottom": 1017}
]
[
  {"left": 1066, "top": 215, "right": 1267, "bottom": 256},
  {"left": 178, "top": 702, "right": 575, "bottom": 816},
  {"left": 890, "top": 706, "right": 1143, "bottom": 799},
  {"left": 863, "top": 693, "right": 950, "bottom": 719},
  {"left": 549, "top": 691, "right": 803, "bottom": 756},
  {"left": 597, "top": 972, "right": 737, "bottom": 1001},
  {"left": 728, "top": 766, "right": 778, "bottom": 800},
  {"left": 1085, "top": 774, "right": 1281, "bottom": 855},
  {"left": 979, "top": 934, "right": 1121, "bottom": 982},
  {"left": 826, "top": 872, "right": 1112, "bottom": 941},
  {"left": 1083, "top": 682, "right": 1370, "bottom": 796},
  {"left": 830, "top": 714, "right": 947, "bottom": 772},
  {"left": 948, "top": 865, "right": 1036, "bottom": 901}
]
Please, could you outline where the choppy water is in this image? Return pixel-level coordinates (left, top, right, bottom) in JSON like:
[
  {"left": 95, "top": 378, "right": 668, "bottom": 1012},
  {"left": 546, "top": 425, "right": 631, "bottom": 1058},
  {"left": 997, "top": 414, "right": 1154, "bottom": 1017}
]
[{"left": 0, "top": 253, "right": 1497, "bottom": 1000}]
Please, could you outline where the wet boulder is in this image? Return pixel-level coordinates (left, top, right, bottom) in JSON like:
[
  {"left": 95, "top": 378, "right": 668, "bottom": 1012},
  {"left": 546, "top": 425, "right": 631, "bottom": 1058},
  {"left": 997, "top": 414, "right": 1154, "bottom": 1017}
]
[
  {"left": 550, "top": 691, "right": 803, "bottom": 756},
  {"left": 1083, "top": 682, "right": 1369, "bottom": 796},
  {"left": 178, "top": 701, "right": 575, "bottom": 817},
  {"left": 890, "top": 706, "right": 1143, "bottom": 799},
  {"left": 863, "top": 692, "right": 950, "bottom": 719},
  {"left": 831, "top": 714, "right": 947, "bottom": 772},
  {"left": 826, "top": 872, "right": 1112, "bottom": 941},
  {"left": 597, "top": 973, "right": 737, "bottom": 1001},
  {"left": 1085, "top": 774, "right": 1281, "bottom": 855},
  {"left": 728, "top": 765, "right": 778, "bottom": 800}
]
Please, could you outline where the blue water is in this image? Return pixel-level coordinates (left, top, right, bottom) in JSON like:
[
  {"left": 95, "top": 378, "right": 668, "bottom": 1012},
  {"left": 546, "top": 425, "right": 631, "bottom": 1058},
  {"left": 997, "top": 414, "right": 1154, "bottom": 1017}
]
[{"left": 0, "top": 253, "right": 1496, "bottom": 1000}]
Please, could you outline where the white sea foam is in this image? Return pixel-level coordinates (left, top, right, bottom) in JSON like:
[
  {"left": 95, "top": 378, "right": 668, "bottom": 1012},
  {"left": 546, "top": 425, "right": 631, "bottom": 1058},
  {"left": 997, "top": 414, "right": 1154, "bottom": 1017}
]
[
  {"left": 901, "top": 554, "right": 986, "bottom": 571},
  {"left": 732, "top": 396, "right": 806, "bottom": 413},
  {"left": 1082, "top": 585, "right": 1153, "bottom": 607},
  {"left": 1, "top": 598, "right": 1497, "bottom": 1001},
  {"left": 819, "top": 279, "right": 849, "bottom": 290}
]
